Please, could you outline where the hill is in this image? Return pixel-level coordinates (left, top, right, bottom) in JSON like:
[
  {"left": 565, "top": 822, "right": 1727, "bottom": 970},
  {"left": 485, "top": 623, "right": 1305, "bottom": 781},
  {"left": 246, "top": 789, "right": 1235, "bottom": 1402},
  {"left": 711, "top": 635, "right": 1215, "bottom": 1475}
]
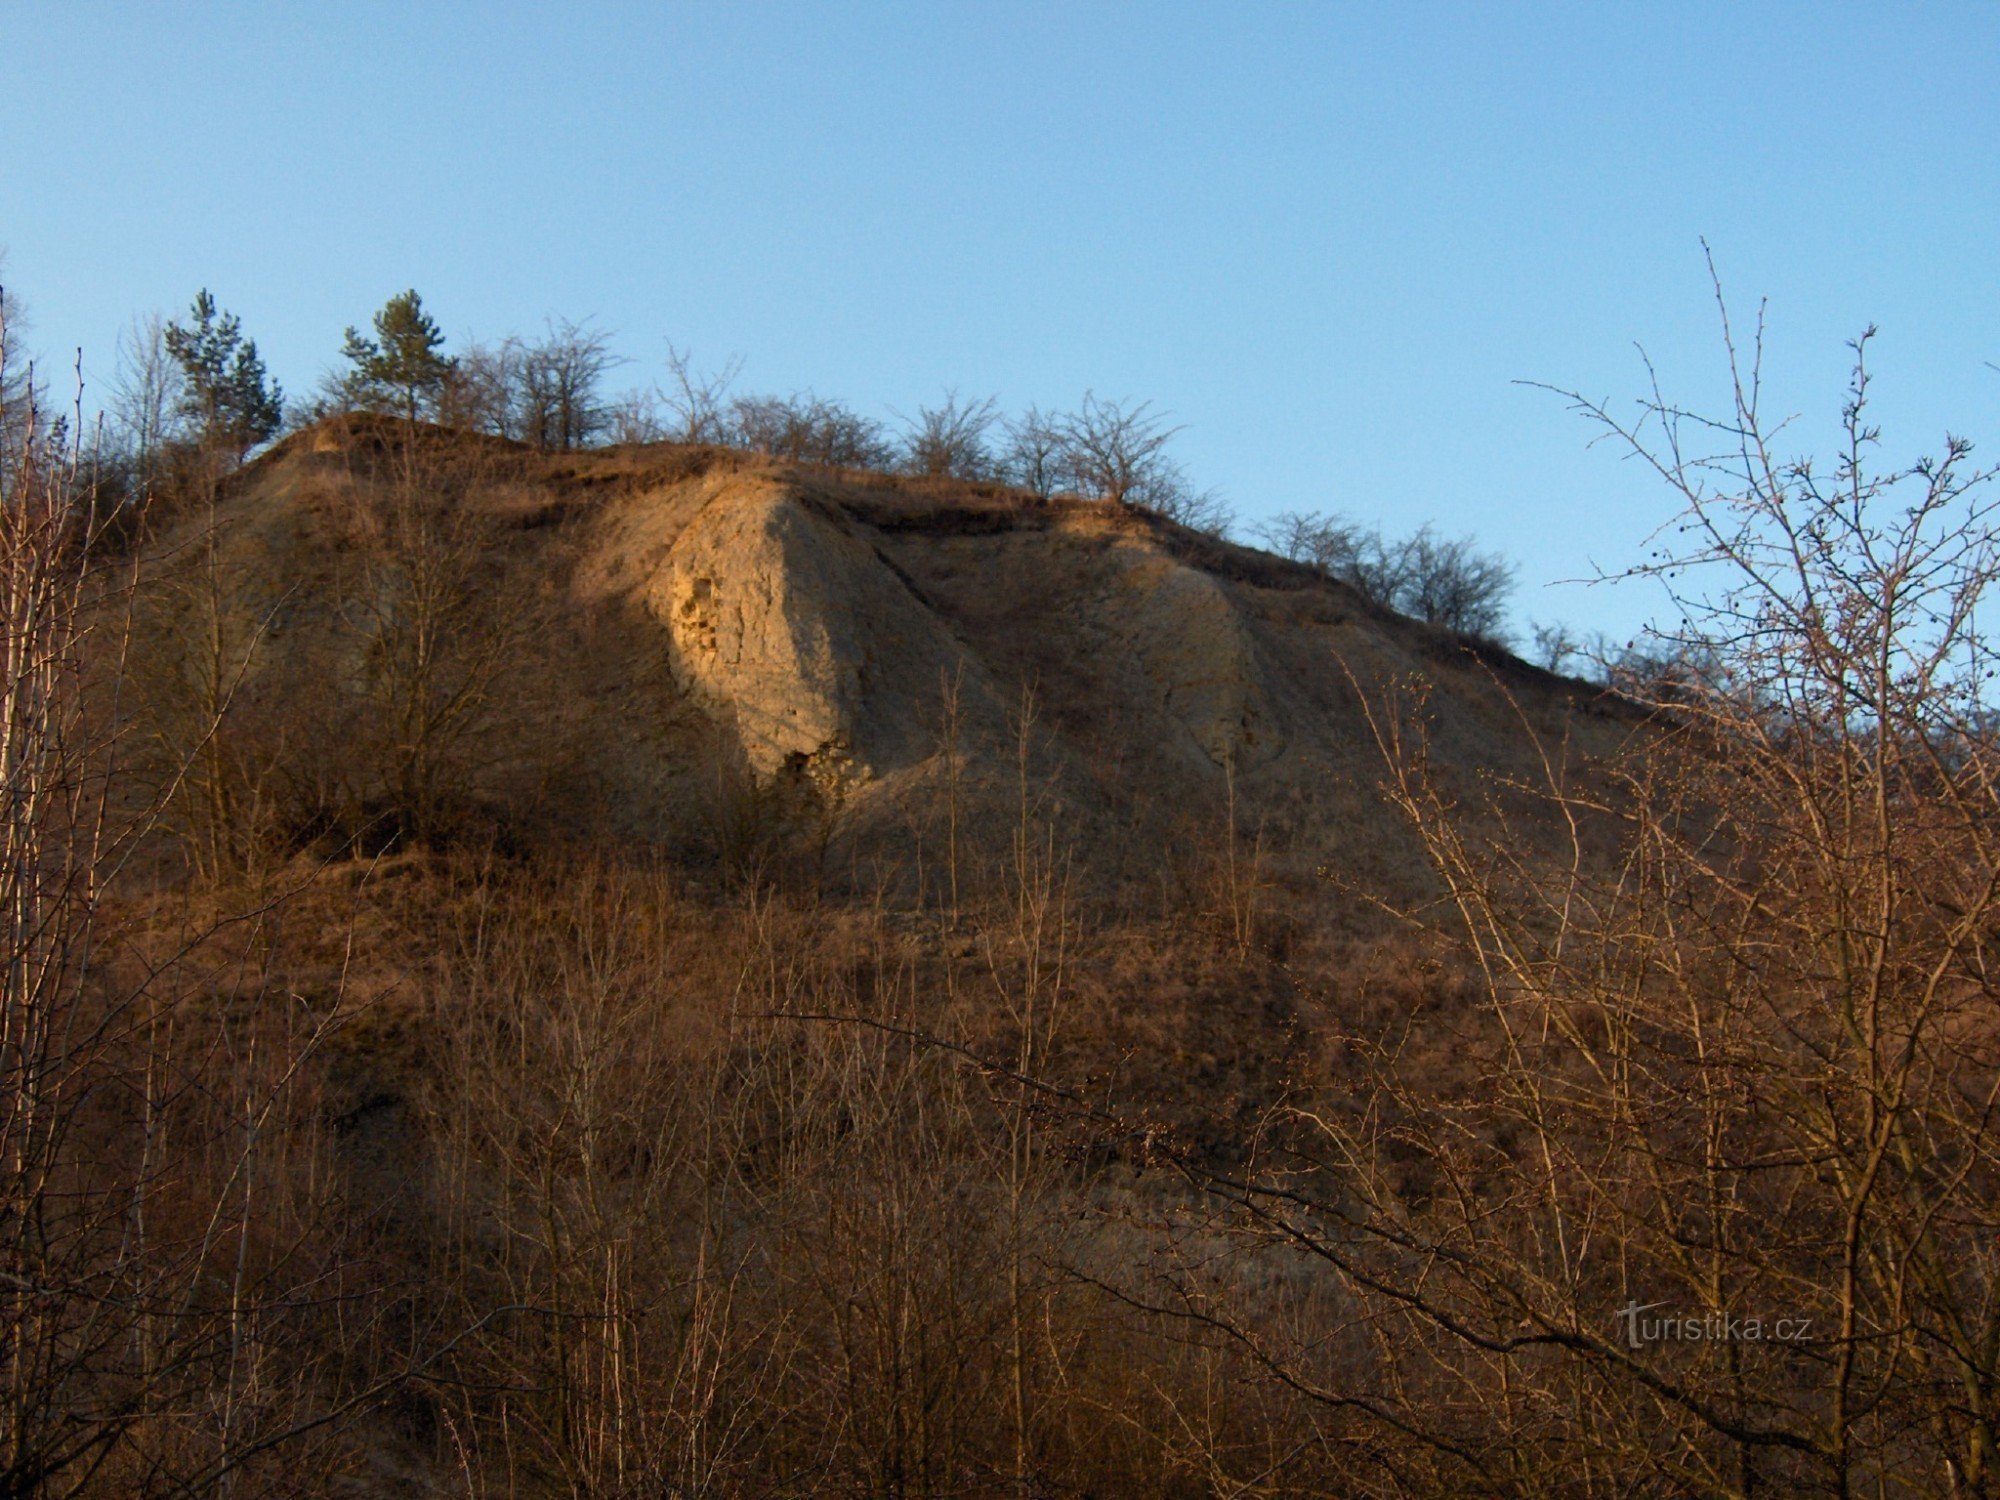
[
  {"left": 137, "top": 414, "right": 1632, "bottom": 901},
  {"left": 37, "top": 415, "right": 1670, "bottom": 1495},
  {"left": 28, "top": 341, "right": 1991, "bottom": 1497}
]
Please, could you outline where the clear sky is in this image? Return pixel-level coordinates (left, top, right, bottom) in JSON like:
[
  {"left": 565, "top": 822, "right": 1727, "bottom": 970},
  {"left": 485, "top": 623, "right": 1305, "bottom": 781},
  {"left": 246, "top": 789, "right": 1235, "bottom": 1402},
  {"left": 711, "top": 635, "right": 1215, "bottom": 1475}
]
[{"left": 4, "top": 3, "right": 1997, "bottom": 645}]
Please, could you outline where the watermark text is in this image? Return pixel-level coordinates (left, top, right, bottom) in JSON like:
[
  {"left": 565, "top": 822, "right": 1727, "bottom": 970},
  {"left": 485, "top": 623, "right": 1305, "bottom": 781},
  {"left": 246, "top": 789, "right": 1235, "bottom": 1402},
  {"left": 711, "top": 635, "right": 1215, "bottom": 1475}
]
[{"left": 1616, "top": 1300, "right": 1813, "bottom": 1350}]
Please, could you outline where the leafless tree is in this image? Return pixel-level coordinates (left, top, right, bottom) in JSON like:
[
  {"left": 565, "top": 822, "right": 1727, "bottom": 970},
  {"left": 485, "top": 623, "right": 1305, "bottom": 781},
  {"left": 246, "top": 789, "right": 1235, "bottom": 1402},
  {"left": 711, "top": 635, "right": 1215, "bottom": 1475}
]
[
  {"left": 604, "top": 385, "right": 668, "bottom": 444},
  {"left": 899, "top": 390, "right": 999, "bottom": 479},
  {"left": 0, "top": 298, "right": 409, "bottom": 1498},
  {"left": 1397, "top": 525, "right": 1515, "bottom": 638},
  {"left": 1166, "top": 288, "right": 2000, "bottom": 1492},
  {"left": 0, "top": 283, "right": 44, "bottom": 472},
  {"left": 661, "top": 343, "right": 742, "bottom": 445},
  {"left": 1129, "top": 461, "right": 1233, "bottom": 537},
  {"left": 437, "top": 336, "right": 525, "bottom": 439},
  {"left": 517, "top": 317, "right": 624, "bottom": 451},
  {"left": 105, "top": 312, "right": 186, "bottom": 489},
  {"left": 999, "top": 406, "right": 1066, "bottom": 500},
  {"left": 1059, "top": 393, "right": 1183, "bottom": 506},
  {"left": 1257, "top": 508, "right": 1513, "bottom": 636},
  {"left": 1256, "top": 508, "right": 1370, "bottom": 577},
  {"left": 1259, "top": 507, "right": 1417, "bottom": 606},
  {"left": 730, "top": 392, "right": 895, "bottom": 469},
  {"left": 130, "top": 512, "right": 286, "bottom": 879},
  {"left": 340, "top": 451, "right": 533, "bottom": 843},
  {"left": 1530, "top": 619, "right": 1583, "bottom": 673}
]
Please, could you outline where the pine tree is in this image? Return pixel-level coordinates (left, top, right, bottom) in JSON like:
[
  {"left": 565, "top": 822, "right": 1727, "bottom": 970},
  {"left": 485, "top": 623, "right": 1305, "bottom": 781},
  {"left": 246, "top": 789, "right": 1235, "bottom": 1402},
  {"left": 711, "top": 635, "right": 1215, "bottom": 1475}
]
[
  {"left": 163, "top": 290, "right": 284, "bottom": 462},
  {"left": 341, "top": 290, "right": 454, "bottom": 424}
]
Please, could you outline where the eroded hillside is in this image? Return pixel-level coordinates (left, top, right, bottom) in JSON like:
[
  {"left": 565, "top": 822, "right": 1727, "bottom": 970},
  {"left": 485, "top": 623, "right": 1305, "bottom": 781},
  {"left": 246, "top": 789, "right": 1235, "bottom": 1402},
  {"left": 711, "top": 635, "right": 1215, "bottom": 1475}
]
[
  {"left": 54, "top": 414, "right": 1752, "bottom": 1497},
  {"left": 136, "top": 413, "right": 1631, "bottom": 900}
]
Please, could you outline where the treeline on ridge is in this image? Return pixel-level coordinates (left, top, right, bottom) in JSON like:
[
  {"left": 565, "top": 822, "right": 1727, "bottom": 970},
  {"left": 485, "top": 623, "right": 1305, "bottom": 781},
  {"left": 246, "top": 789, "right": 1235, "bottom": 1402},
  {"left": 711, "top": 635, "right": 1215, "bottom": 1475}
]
[{"left": 64, "top": 283, "right": 1533, "bottom": 645}]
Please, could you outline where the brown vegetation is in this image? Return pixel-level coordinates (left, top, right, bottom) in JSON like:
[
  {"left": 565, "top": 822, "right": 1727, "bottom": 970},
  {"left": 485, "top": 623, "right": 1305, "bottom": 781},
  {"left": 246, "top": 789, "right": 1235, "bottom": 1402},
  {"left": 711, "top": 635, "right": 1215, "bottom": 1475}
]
[{"left": 7, "top": 294, "right": 1997, "bottom": 1497}]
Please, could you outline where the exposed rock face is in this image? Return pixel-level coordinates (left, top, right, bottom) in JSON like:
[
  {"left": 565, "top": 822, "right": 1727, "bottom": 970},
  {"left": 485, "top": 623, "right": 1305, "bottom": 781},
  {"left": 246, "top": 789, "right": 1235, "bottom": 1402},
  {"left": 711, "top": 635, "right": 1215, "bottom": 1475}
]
[
  {"left": 170, "top": 422, "right": 1628, "bottom": 872},
  {"left": 1107, "top": 552, "right": 1279, "bottom": 772},
  {"left": 649, "top": 486, "right": 997, "bottom": 779}
]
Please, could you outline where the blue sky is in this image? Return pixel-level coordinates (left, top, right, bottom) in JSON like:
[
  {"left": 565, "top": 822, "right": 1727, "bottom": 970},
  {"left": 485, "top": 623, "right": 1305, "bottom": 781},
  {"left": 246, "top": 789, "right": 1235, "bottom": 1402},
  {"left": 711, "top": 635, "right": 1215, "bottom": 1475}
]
[{"left": 5, "top": 3, "right": 1997, "bottom": 644}]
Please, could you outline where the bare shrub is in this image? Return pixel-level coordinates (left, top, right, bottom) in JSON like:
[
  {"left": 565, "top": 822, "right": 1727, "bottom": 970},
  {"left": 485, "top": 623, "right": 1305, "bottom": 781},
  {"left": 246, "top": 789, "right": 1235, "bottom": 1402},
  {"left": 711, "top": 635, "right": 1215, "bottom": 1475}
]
[
  {"left": 1058, "top": 392, "right": 1182, "bottom": 507},
  {"left": 436, "top": 337, "right": 525, "bottom": 439},
  {"left": 898, "top": 390, "right": 999, "bottom": 479},
  {"left": 0, "top": 281, "right": 36, "bottom": 468},
  {"left": 692, "top": 740, "right": 850, "bottom": 890},
  {"left": 1530, "top": 618, "right": 1583, "bottom": 672},
  {"left": 1256, "top": 508, "right": 1369, "bottom": 577},
  {"left": 998, "top": 405, "right": 1066, "bottom": 500},
  {"left": 729, "top": 392, "right": 896, "bottom": 470},
  {"left": 129, "top": 511, "right": 288, "bottom": 879},
  {"left": 1258, "top": 507, "right": 1514, "bottom": 638},
  {"left": 660, "top": 343, "right": 742, "bottom": 445},
  {"left": 1165, "top": 295, "right": 2000, "bottom": 1491},
  {"left": 1131, "top": 462, "right": 1233, "bottom": 537},
  {"left": 515, "top": 317, "right": 623, "bottom": 451},
  {"left": 105, "top": 312, "right": 186, "bottom": 493},
  {"left": 332, "top": 451, "right": 535, "bottom": 846},
  {"left": 1397, "top": 524, "right": 1515, "bottom": 638},
  {"left": 603, "top": 385, "right": 668, "bottom": 444},
  {"left": 0, "top": 296, "right": 402, "bottom": 1498}
]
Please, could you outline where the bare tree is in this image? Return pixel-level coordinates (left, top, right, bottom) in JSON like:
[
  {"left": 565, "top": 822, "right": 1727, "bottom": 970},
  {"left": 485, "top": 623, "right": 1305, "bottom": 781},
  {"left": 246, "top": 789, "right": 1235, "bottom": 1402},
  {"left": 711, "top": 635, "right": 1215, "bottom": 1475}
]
[
  {"left": 661, "top": 343, "right": 742, "bottom": 445},
  {"left": 730, "top": 392, "right": 895, "bottom": 469},
  {"left": 1396, "top": 525, "right": 1515, "bottom": 638},
  {"left": 438, "top": 336, "right": 525, "bottom": 439},
  {"left": 131, "top": 514, "right": 285, "bottom": 879},
  {"left": 341, "top": 451, "right": 532, "bottom": 843},
  {"left": 1165, "top": 294, "right": 2000, "bottom": 1492},
  {"left": 1256, "top": 508, "right": 1513, "bottom": 636},
  {"left": 0, "top": 283, "right": 46, "bottom": 473},
  {"left": 106, "top": 312, "right": 186, "bottom": 489},
  {"left": 999, "top": 406, "right": 1066, "bottom": 500},
  {"left": 1059, "top": 393, "right": 1182, "bottom": 506},
  {"left": 899, "top": 390, "right": 999, "bottom": 479},
  {"left": 1257, "top": 507, "right": 1416, "bottom": 605},
  {"left": 517, "top": 317, "right": 624, "bottom": 451},
  {"left": 1530, "top": 619, "right": 1582, "bottom": 673},
  {"left": 1129, "top": 461, "right": 1233, "bottom": 537},
  {"left": 604, "top": 385, "right": 668, "bottom": 444},
  {"left": 0, "top": 299, "right": 404, "bottom": 1498},
  {"left": 1256, "top": 508, "right": 1369, "bottom": 577}
]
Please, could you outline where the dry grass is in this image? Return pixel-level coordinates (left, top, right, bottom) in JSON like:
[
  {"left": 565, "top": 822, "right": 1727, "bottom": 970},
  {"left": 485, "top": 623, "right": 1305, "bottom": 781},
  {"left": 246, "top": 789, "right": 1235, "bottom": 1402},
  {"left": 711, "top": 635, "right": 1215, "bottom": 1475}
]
[{"left": 13, "top": 415, "right": 1688, "bottom": 1495}]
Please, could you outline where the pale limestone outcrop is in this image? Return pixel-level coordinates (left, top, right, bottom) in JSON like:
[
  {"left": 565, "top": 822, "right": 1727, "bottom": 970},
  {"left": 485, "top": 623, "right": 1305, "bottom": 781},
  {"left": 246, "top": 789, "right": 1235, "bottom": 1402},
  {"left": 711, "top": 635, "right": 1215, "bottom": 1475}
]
[
  {"left": 649, "top": 486, "right": 987, "bottom": 779},
  {"left": 172, "top": 427, "right": 1625, "bottom": 864},
  {"left": 1107, "top": 552, "right": 1281, "bottom": 771}
]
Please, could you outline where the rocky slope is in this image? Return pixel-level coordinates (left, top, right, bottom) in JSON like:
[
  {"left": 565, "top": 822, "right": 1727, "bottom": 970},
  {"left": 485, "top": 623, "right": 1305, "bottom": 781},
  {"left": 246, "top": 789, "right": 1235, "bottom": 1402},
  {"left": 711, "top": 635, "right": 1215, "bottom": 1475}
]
[{"left": 140, "top": 416, "right": 1635, "bottom": 894}]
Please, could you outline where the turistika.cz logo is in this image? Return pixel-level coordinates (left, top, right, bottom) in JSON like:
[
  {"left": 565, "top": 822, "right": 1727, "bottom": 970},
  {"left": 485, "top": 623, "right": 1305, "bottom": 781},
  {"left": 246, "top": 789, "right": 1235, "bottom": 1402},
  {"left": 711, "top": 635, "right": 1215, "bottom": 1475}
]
[{"left": 1616, "top": 1301, "right": 1814, "bottom": 1350}]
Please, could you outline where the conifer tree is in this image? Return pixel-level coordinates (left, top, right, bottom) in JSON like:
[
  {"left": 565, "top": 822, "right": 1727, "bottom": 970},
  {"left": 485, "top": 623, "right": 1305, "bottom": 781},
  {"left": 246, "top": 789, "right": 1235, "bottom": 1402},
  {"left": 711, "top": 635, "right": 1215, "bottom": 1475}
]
[
  {"left": 163, "top": 289, "right": 284, "bottom": 462},
  {"left": 341, "top": 290, "right": 454, "bottom": 424}
]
